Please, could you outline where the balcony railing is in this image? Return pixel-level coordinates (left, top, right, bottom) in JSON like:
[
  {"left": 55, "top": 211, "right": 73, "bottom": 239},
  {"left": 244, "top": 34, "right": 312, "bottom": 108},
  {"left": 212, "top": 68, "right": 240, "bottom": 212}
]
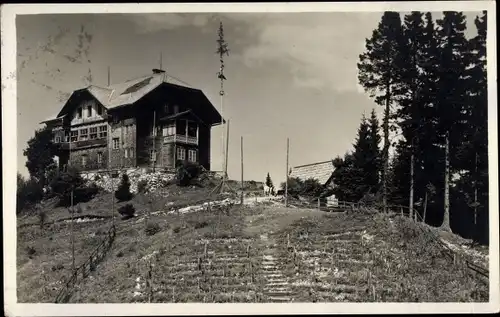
[
  {"left": 57, "top": 138, "right": 107, "bottom": 150},
  {"left": 163, "top": 134, "right": 198, "bottom": 145}
]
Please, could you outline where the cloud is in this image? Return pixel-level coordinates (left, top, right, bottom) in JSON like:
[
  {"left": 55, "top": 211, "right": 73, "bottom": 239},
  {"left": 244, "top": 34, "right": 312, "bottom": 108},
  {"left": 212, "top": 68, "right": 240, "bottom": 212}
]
[
  {"left": 123, "top": 11, "right": 481, "bottom": 92},
  {"left": 230, "top": 13, "right": 382, "bottom": 92},
  {"left": 126, "top": 13, "right": 217, "bottom": 33}
]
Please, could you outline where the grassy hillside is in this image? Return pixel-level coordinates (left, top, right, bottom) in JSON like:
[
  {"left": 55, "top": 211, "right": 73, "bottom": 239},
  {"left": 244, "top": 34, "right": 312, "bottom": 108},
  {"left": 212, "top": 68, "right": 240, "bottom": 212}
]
[{"left": 17, "top": 186, "right": 488, "bottom": 303}]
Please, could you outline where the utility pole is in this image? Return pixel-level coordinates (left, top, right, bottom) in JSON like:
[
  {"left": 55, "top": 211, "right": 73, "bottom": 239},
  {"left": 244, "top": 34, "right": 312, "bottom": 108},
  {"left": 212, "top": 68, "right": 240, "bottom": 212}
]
[
  {"left": 68, "top": 127, "right": 75, "bottom": 273},
  {"left": 107, "top": 66, "right": 111, "bottom": 86},
  {"left": 240, "top": 136, "right": 244, "bottom": 205},
  {"left": 108, "top": 117, "right": 115, "bottom": 230},
  {"left": 152, "top": 111, "right": 156, "bottom": 172},
  {"left": 285, "top": 138, "right": 289, "bottom": 208}
]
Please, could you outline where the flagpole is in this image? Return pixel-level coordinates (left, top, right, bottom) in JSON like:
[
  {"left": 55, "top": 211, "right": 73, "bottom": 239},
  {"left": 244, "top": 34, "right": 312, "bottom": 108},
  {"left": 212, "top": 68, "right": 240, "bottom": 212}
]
[{"left": 217, "top": 21, "right": 230, "bottom": 182}]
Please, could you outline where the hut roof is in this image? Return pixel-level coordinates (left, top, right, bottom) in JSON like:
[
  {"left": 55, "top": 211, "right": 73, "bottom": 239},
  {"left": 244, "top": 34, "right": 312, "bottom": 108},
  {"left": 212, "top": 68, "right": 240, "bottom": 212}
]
[{"left": 289, "top": 160, "right": 335, "bottom": 186}]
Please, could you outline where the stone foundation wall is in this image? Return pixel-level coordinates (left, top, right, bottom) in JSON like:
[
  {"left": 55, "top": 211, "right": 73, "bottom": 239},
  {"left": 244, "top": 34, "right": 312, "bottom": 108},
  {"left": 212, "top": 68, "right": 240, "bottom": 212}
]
[{"left": 68, "top": 146, "right": 108, "bottom": 171}]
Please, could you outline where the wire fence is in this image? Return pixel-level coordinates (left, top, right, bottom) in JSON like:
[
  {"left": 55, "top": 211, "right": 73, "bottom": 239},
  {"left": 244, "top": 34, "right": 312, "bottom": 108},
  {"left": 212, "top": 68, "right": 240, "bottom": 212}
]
[{"left": 54, "top": 224, "right": 116, "bottom": 303}]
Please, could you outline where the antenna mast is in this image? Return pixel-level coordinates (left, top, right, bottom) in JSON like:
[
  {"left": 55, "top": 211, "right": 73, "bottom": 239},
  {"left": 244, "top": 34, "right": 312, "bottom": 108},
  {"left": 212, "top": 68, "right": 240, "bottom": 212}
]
[
  {"left": 107, "top": 66, "right": 111, "bottom": 86},
  {"left": 216, "top": 20, "right": 229, "bottom": 177}
]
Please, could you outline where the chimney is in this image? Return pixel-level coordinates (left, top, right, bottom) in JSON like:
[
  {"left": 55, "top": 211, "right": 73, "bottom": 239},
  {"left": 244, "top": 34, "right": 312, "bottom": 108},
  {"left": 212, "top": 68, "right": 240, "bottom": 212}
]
[{"left": 152, "top": 68, "right": 166, "bottom": 74}]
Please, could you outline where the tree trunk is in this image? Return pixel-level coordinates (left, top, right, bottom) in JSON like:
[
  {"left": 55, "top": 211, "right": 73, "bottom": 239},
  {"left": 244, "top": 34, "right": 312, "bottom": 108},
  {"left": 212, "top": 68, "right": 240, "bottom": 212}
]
[
  {"left": 441, "top": 132, "right": 451, "bottom": 232},
  {"left": 409, "top": 151, "right": 414, "bottom": 220},
  {"left": 382, "top": 84, "right": 391, "bottom": 214},
  {"left": 473, "top": 152, "right": 478, "bottom": 241},
  {"left": 423, "top": 191, "right": 428, "bottom": 223}
]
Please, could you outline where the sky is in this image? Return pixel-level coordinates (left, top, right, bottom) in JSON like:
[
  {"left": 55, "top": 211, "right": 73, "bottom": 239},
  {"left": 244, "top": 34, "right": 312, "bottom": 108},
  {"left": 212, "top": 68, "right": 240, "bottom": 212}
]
[{"left": 16, "top": 11, "right": 481, "bottom": 186}]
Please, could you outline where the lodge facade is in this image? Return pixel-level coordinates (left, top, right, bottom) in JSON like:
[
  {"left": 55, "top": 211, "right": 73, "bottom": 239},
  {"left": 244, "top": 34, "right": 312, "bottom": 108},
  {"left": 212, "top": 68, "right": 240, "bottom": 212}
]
[{"left": 42, "top": 69, "right": 224, "bottom": 172}]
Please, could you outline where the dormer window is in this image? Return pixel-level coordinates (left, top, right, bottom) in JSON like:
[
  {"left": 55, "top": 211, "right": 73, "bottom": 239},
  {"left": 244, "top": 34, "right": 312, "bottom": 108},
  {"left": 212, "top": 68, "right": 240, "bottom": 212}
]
[
  {"left": 87, "top": 105, "right": 92, "bottom": 117},
  {"left": 77, "top": 107, "right": 82, "bottom": 119},
  {"left": 97, "top": 105, "right": 103, "bottom": 115}
]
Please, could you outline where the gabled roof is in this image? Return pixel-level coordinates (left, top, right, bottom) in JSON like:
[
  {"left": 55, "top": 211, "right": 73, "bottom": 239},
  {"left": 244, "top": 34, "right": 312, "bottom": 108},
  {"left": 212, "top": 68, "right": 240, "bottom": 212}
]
[
  {"left": 83, "top": 72, "right": 198, "bottom": 110},
  {"left": 50, "top": 70, "right": 223, "bottom": 126},
  {"left": 289, "top": 160, "right": 335, "bottom": 186}
]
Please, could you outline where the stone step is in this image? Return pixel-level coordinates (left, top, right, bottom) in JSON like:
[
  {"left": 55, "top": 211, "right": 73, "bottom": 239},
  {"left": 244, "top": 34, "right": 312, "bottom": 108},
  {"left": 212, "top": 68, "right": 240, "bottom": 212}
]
[
  {"left": 265, "top": 296, "right": 292, "bottom": 302},
  {"left": 262, "top": 253, "right": 281, "bottom": 256},
  {"left": 263, "top": 271, "right": 284, "bottom": 275},
  {"left": 264, "top": 290, "right": 293, "bottom": 297},
  {"left": 264, "top": 286, "right": 290, "bottom": 292},
  {"left": 260, "top": 267, "right": 282, "bottom": 272},
  {"left": 266, "top": 281, "right": 289, "bottom": 286}
]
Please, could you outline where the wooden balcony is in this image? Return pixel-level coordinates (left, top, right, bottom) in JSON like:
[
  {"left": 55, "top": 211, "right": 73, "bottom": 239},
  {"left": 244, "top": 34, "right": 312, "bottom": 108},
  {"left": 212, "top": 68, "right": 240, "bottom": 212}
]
[
  {"left": 57, "top": 138, "right": 107, "bottom": 150},
  {"left": 163, "top": 134, "right": 198, "bottom": 145}
]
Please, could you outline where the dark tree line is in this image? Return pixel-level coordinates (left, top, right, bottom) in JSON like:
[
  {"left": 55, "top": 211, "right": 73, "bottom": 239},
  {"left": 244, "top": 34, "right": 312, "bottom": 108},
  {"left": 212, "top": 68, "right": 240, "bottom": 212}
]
[{"left": 334, "top": 11, "right": 488, "bottom": 244}]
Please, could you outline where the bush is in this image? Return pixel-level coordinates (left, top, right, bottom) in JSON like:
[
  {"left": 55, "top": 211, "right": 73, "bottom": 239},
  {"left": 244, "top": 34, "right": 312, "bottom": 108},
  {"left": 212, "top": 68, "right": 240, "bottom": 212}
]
[
  {"left": 17, "top": 174, "right": 44, "bottom": 214},
  {"left": 74, "top": 183, "right": 99, "bottom": 203},
  {"left": 176, "top": 162, "right": 203, "bottom": 187},
  {"left": 145, "top": 221, "right": 161, "bottom": 236},
  {"left": 194, "top": 220, "right": 209, "bottom": 229},
  {"left": 26, "top": 246, "right": 37, "bottom": 259},
  {"left": 118, "top": 203, "right": 135, "bottom": 219},
  {"left": 49, "top": 167, "right": 98, "bottom": 206},
  {"left": 115, "top": 174, "right": 133, "bottom": 202},
  {"left": 68, "top": 204, "right": 83, "bottom": 214},
  {"left": 137, "top": 180, "right": 148, "bottom": 194}
]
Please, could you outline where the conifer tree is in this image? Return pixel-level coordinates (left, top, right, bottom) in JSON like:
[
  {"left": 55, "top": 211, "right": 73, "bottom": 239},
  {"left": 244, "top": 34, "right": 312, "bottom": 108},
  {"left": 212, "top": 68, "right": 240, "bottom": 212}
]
[
  {"left": 367, "top": 109, "right": 382, "bottom": 194},
  {"left": 358, "top": 11, "right": 405, "bottom": 212},
  {"left": 435, "top": 11, "right": 470, "bottom": 232},
  {"left": 352, "top": 115, "right": 372, "bottom": 200},
  {"left": 265, "top": 172, "right": 274, "bottom": 188}
]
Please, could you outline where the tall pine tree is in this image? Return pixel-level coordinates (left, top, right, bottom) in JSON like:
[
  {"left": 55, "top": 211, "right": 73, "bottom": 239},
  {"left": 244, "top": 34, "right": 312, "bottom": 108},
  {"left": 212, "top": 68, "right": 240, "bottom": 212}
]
[
  {"left": 358, "top": 11, "right": 405, "bottom": 213},
  {"left": 367, "top": 109, "right": 382, "bottom": 194},
  {"left": 435, "top": 11, "right": 470, "bottom": 232},
  {"left": 454, "top": 11, "right": 488, "bottom": 242}
]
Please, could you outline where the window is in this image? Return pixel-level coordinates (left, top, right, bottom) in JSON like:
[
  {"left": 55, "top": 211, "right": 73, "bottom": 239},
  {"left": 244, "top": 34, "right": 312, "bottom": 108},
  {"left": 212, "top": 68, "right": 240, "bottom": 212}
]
[
  {"left": 99, "top": 125, "right": 108, "bottom": 138},
  {"left": 97, "top": 152, "right": 103, "bottom": 164},
  {"left": 124, "top": 148, "right": 128, "bottom": 158},
  {"left": 177, "top": 147, "right": 186, "bottom": 161},
  {"left": 79, "top": 128, "right": 88, "bottom": 141},
  {"left": 188, "top": 149, "right": 197, "bottom": 162},
  {"left": 150, "top": 149, "right": 157, "bottom": 162},
  {"left": 77, "top": 107, "right": 82, "bottom": 119},
  {"left": 163, "top": 124, "right": 175, "bottom": 136},
  {"left": 70, "top": 131, "right": 78, "bottom": 142},
  {"left": 90, "top": 127, "right": 98, "bottom": 139},
  {"left": 187, "top": 122, "right": 198, "bottom": 138},
  {"left": 82, "top": 155, "right": 88, "bottom": 167},
  {"left": 54, "top": 136, "right": 61, "bottom": 143},
  {"left": 124, "top": 148, "right": 134, "bottom": 159},
  {"left": 97, "top": 105, "right": 103, "bottom": 116},
  {"left": 164, "top": 104, "right": 169, "bottom": 114},
  {"left": 173, "top": 105, "right": 179, "bottom": 114},
  {"left": 112, "top": 138, "right": 120, "bottom": 149},
  {"left": 129, "top": 148, "right": 134, "bottom": 158},
  {"left": 87, "top": 105, "right": 92, "bottom": 117},
  {"left": 176, "top": 120, "right": 186, "bottom": 135}
]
